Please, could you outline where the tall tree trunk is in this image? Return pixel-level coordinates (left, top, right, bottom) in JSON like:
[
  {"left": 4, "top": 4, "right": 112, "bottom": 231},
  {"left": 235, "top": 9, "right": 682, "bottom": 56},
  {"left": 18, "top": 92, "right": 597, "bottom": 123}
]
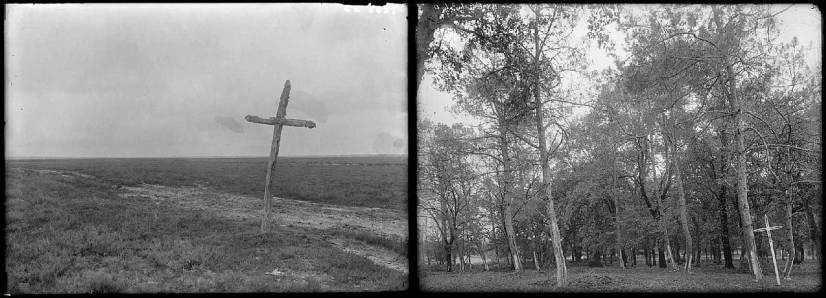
[
  {"left": 646, "top": 134, "right": 678, "bottom": 271},
  {"left": 415, "top": 4, "right": 439, "bottom": 91},
  {"left": 658, "top": 244, "right": 667, "bottom": 268},
  {"left": 458, "top": 237, "right": 466, "bottom": 272},
  {"left": 503, "top": 203, "right": 521, "bottom": 271},
  {"left": 531, "top": 16, "right": 566, "bottom": 287},
  {"left": 656, "top": 201, "right": 679, "bottom": 270},
  {"left": 719, "top": 189, "right": 735, "bottom": 269},
  {"left": 782, "top": 189, "right": 795, "bottom": 279},
  {"left": 673, "top": 156, "right": 693, "bottom": 273},
  {"left": 657, "top": 153, "right": 679, "bottom": 270},
  {"left": 496, "top": 112, "right": 522, "bottom": 272},
  {"left": 445, "top": 241, "right": 453, "bottom": 272},
  {"left": 611, "top": 155, "right": 627, "bottom": 269},
  {"left": 726, "top": 63, "right": 763, "bottom": 281},
  {"left": 716, "top": 128, "right": 735, "bottom": 269}
]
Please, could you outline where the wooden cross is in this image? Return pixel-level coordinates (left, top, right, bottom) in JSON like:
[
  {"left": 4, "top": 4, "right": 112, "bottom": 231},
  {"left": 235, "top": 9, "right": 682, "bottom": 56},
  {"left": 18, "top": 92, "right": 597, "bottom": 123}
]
[
  {"left": 245, "top": 80, "right": 316, "bottom": 233},
  {"left": 754, "top": 214, "right": 783, "bottom": 286}
]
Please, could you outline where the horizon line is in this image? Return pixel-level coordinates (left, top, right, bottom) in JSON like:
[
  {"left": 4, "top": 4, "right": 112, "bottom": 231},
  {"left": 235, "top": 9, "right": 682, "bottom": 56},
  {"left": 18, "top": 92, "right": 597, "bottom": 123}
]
[{"left": 5, "top": 153, "right": 408, "bottom": 160}]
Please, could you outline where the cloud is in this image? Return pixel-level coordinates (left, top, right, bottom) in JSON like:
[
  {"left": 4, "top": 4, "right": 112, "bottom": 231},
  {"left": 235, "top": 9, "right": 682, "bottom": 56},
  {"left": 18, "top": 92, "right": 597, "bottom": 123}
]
[
  {"left": 214, "top": 115, "right": 244, "bottom": 133},
  {"left": 6, "top": 4, "right": 407, "bottom": 157}
]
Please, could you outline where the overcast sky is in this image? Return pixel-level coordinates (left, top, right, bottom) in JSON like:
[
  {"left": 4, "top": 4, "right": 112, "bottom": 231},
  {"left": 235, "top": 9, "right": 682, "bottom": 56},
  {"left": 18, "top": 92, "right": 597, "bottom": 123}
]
[
  {"left": 419, "top": 4, "right": 822, "bottom": 126},
  {"left": 6, "top": 3, "right": 407, "bottom": 158}
]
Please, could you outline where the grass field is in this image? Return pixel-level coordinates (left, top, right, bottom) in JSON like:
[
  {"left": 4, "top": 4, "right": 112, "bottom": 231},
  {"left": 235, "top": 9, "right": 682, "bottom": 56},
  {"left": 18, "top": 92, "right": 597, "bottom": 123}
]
[
  {"left": 7, "top": 156, "right": 407, "bottom": 210},
  {"left": 5, "top": 156, "right": 408, "bottom": 293},
  {"left": 421, "top": 261, "right": 822, "bottom": 292}
]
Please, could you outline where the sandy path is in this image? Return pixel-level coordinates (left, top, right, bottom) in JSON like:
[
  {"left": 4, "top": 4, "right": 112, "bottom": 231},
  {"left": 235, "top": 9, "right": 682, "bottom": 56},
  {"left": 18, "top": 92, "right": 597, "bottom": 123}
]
[{"left": 17, "top": 168, "right": 408, "bottom": 274}]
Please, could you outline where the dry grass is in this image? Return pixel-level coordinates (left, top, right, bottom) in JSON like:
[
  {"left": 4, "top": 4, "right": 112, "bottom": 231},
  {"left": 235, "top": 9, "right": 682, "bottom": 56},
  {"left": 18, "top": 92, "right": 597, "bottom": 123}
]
[
  {"left": 4, "top": 168, "right": 407, "bottom": 293},
  {"left": 420, "top": 262, "right": 821, "bottom": 292},
  {"left": 7, "top": 156, "right": 407, "bottom": 210}
]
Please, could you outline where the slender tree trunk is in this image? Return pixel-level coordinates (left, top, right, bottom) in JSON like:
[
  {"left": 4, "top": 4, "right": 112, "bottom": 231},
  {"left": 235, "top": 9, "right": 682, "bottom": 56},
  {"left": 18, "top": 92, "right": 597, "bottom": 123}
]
[
  {"left": 794, "top": 241, "right": 804, "bottom": 264},
  {"left": 415, "top": 4, "right": 439, "bottom": 91},
  {"left": 783, "top": 189, "right": 795, "bottom": 279},
  {"left": 495, "top": 114, "right": 522, "bottom": 272},
  {"left": 531, "top": 17, "right": 566, "bottom": 287},
  {"left": 721, "top": 193, "right": 735, "bottom": 269},
  {"left": 458, "top": 238, "right": 466, "bottom": 272},
  {"left": 491, "top": 208, "right": 501, "bottom": 270},
  {"left": 503, "top": 203, "right": 521, "bottom": 271},
  {"left": 726, "top": 63, "right": 763, "bottom": 281},
  {"left": 715, "top": 129, "right": 736, "bottom": 269},
  {"left": 611, "top": 156, "right": 627, "bottom": 270},
  {"left": 673, "top": 157, "right": 693, "bottom": 273},
  {"left": 658, "top": 241, "right": 667, "bottom": 268},
  {"left": 657, "top": 208, "right": 679, "bottom": 270},
  {"left": 648, "top": 134, "right": 678, "bottom": 271}
]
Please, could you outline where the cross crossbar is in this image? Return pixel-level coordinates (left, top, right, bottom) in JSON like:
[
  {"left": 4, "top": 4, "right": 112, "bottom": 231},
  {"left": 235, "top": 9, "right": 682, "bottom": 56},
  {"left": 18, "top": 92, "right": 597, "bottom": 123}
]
[
  {"left": 754, "top": 226, "right": 783, "bottom": 232},
  {"left": 245, "top": 115, "right": 316, "bottom": 128}
]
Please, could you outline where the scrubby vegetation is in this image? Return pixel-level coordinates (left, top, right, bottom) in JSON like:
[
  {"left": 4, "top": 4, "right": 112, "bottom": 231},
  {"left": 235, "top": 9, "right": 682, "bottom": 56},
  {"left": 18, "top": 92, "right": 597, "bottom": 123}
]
[{"left": 5, "top": 166, "right": 407, "bottom": 293}]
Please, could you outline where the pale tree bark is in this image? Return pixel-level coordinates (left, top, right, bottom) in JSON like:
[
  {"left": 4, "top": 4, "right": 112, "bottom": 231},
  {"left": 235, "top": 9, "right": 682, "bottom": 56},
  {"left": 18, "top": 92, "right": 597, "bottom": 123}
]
[
  {"left": 496, "top": 117, "right": 522, "bottom": 272},
  {"left": 726, "top": 62, "right": 763, "bottom": 280},
  {"left": 782, "top": 188, "right": 795, "bottom": 279},
  {"left": 613, "top": 195, "right": 627, "bottom": 270},
  {"left": 530, "top": 11, "right": 567, "bottom": 286},
  {"left": 673, "top": 157, "right": 693, "bottom": 273},
  {"left": 667, "top": 123, "right": 693, "bottom": 273},
  {"left": 458, "top": 233, "right": 466, "bottom": 272},
  {"left": 503, "top": 203, "right": 522, "bottom": 271},
  {"left": 651, "top": 136, "right": 679, "bottom": 271}
]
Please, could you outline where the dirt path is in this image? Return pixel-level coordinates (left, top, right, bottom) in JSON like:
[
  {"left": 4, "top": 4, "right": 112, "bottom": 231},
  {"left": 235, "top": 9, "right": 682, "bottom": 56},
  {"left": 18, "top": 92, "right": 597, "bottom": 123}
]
[{"left": 18, "top": 168, "right": 408, "bottom": 274}]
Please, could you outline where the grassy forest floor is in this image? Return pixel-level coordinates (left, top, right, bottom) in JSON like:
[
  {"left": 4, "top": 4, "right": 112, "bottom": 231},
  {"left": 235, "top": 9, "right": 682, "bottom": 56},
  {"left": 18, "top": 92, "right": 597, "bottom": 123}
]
[
  {"left": 421, "top": 261, "right": 821, "bottom": 292},
  {"left": 5, "top": 159, "right": 408, "bottom": 293}
]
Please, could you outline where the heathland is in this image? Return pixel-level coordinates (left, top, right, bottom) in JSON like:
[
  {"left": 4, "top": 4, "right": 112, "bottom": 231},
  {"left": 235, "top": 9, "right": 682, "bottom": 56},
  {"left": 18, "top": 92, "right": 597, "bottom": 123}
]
[{"left": 5, "top": 156, "right": 408, "bottom": 293}]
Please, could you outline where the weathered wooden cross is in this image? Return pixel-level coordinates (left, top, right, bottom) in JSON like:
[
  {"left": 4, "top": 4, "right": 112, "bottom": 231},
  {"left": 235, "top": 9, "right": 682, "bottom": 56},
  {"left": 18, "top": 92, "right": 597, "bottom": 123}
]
[
  {"left": 245, "top": 80, "right": 316, "bottom": 233},
  {"left": 753, "top": 214, "right": 784, "bottom": 286}
]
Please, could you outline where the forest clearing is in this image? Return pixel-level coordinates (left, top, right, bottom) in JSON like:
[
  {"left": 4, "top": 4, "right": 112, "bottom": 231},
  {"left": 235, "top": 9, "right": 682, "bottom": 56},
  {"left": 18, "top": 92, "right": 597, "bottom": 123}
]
[
  {"left": 417, "top": 3, "right": 821, "bottom": 292},
  {"left": 421, "top": 256, "right": 820, "bottom": 292},
  {"left": 5, "top": 156, "right": 408, "bottom": 293}
]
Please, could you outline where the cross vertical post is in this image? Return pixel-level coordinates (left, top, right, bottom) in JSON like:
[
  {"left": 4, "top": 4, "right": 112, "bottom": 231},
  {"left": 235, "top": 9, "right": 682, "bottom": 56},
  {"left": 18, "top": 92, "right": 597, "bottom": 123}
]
[
  {"left": 754, "top": 214, "right": 783, "bottom": 286},
  {"left": 245, "top": 80, "right": 316, "bottom": 233}
]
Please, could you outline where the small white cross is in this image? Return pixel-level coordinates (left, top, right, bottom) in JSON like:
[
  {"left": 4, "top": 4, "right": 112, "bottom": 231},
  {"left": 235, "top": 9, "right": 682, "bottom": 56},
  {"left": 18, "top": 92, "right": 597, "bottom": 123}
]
[{"left": 754, "top": 214, "right": 783, "bottom": 286}]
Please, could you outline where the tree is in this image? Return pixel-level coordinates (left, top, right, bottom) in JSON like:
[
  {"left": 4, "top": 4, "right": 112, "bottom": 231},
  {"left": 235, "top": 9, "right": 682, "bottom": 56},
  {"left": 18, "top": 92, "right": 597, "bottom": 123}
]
[{"left": 419, "top": 121, "right": 480, "bottom": 272}]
